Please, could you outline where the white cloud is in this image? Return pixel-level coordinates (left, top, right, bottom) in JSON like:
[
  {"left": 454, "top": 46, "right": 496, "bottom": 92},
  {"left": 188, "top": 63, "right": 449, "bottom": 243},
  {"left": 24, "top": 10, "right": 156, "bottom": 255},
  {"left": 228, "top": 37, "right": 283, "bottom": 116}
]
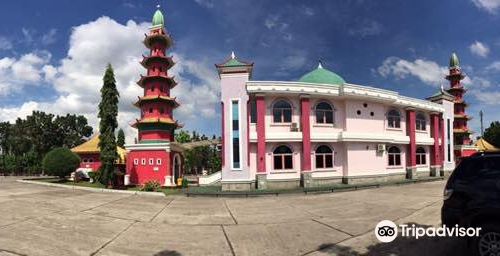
[
  {"left": 486, "top": 61, "right": 500, "bottom": 71},
  {"left": 469, "top": 41, "right": 490, "bottom": 57},
  {"left": 377, "top": 57, "right": 447, "bottom": 86},
  {"left": 470, "top": 90, "right": 500, "bottom": 105},
  {"left": 263, "top": 15, "right": 292, "bottom": 41},
  {"left": 41, "top": 29, "right": 57, "bottom": 45},
  {"left": 348, "top": 20, "right": 383, "bottom": 38},
  {"left": 0, "top": 52, "right": 52, "bottom": 96},
  {"left": 0, "top": 37, "right": 12, "bottom": 50},
  {"left": 472, "top": 0, "right": 500, "bottom": 13},
  {"left": 21, "top": 28, "right": 34, "bottom": 44},
  {"left": 0, "top": 16, "right": 221, "bottom": 144},
  {"left": 194, "top": 0, "right": 214, "bottom": 8}
]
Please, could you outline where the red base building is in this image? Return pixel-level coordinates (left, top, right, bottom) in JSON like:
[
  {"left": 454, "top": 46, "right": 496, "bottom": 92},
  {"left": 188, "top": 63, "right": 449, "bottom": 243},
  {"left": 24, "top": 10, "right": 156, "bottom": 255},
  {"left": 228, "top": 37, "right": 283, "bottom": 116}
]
[
  {"left": 446, "top": 53, "right": 477, "bottom": 160},
  {"left": 124, "top": 6, "right": 184, "bottom": 186}
]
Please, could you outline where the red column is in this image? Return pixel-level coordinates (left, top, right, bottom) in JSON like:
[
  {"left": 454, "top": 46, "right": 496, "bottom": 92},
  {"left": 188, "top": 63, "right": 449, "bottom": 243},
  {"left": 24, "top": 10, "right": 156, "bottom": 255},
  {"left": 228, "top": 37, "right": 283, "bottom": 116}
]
[
  {"left": 430, "top": 113, "right": 440, "bottom": 166},
  {"left": 300, "top": 96, "right": 311, "bottom": 171},
  {"left": 256, "top": 96, "right": 266, "bottom": 173},
  {"left": 221, "top": 102, "right": 225, "bottom": 168},
  {"left": 440, "top": 114, "right": 445, "bottom": 166},
  {"left": 406, "top": 109, "right": 416, "bottom": 168}
]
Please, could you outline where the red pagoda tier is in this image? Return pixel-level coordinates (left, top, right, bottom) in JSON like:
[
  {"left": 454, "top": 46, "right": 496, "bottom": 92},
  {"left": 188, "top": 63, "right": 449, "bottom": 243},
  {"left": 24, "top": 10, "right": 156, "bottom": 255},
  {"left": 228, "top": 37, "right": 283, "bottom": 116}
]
[{"left": 445, "top": 53, "right": 477, "bottom": 159}]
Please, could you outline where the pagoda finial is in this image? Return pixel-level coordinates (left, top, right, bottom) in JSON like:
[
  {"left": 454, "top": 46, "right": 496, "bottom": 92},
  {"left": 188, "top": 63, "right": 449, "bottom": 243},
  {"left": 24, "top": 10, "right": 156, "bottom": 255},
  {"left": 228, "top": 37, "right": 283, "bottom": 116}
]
[
  {"left": 152, "top": 4, "right": 165, "bottom": 27},
  {"left": 231, "top": 51, "right": 236, "bottom": 59},
  {"left": 449, "top": 52, "right": 460, "bottom": 69},
  {"left": 318, "top": 60, "right": 323, "bottom": 69}
]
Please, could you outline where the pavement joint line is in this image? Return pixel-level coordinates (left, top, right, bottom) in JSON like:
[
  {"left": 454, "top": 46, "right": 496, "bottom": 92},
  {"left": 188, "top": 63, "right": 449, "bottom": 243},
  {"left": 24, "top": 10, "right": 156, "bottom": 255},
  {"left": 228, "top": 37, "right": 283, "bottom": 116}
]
[
  {"left": 0, "top": 249, "right": 28, "bottom": 256},
  {"left": 80, "top": 194, "right": 134, "bottom": 212},
  {"left": 0, "top": 207, "right": 69, "bottom": 230},
  {"left": 310, "top": 218, "right": 355, "bottom": 237},
  {"left": 148, "top": 197, "right": 176, "bottom": 222},
  {"left": 221, "top": 225, "right": 236, "bottom": 256},
  {"left": 90, "top": 220, "right": 138, "bottom": 256},
  {"left": 223, "top": 200, "right": 238, "bottom": 225},
  {"left": 80, "top": 211, "right": 146, "bottom": 223}
]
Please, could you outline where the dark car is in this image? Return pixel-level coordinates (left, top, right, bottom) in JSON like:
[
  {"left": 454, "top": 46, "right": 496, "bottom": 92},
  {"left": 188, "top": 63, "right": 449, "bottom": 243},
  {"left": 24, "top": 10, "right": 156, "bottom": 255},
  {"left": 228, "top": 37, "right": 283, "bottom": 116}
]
[{"left": 442, "top": 152, "right": 500, "bottom": 256}]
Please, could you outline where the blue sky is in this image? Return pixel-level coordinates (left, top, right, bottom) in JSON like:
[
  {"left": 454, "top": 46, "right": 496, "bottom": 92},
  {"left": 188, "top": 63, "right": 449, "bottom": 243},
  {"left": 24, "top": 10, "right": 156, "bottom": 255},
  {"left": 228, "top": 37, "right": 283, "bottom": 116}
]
[{"left": 1, "top": 0, "right": 500, "bottom": 141}]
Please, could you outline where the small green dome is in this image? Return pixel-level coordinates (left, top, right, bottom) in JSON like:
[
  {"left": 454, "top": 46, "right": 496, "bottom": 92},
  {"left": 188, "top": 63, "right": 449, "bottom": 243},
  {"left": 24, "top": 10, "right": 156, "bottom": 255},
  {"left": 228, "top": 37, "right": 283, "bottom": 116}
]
[
  {"left": 449, "top": 52, "right": 460, "bottom": 68},
  {"left": 299, "top": 62, "right": 345, "bottom": 85},
  {"left": 152, "top": 9, "right": 164, "bottom": 27}
]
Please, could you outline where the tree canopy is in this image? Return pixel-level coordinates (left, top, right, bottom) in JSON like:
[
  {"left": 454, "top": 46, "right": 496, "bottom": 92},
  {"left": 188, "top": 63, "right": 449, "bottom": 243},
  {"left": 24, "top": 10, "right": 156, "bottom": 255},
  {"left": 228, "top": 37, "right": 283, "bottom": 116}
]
[
  {"left": 0, "top": 111, "right": 92, "bottom": 175},
  {"left": 483, "top": 121, "right": 500, "bottom": 148}
]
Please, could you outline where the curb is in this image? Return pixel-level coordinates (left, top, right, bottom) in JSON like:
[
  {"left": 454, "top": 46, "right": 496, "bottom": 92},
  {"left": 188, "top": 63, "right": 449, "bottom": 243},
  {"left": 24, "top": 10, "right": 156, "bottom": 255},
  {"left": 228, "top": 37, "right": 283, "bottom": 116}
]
[
  {"left": 16, "top": 179, "right": 166, "bottom": 197},
  {"left": 186, "top": 176, "right": 446, "bottom": 198}
]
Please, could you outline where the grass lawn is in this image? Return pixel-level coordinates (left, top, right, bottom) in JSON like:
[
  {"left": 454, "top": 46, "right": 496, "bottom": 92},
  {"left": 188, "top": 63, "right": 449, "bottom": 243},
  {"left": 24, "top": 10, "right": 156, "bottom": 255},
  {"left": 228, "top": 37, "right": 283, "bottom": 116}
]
[{"left": 34, "top": 178, "right": 183, "bottom": 195}]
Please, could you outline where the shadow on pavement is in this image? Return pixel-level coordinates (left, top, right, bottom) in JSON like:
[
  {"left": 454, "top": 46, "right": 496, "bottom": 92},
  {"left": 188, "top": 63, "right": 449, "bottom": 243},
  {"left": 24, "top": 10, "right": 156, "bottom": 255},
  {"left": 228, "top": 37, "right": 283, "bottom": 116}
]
[
  {"left": 317, "top": 223, "right": 469, "bottom": 256},
  {"left": 153, "top": 250, "right": 182, "bottom": 256}
]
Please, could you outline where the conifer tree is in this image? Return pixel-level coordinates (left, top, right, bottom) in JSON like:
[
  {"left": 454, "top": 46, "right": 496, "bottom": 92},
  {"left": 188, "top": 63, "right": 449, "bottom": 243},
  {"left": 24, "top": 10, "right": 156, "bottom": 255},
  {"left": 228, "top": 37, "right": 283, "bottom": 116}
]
[
  {"left": 98, "top": 64, "right": 119, "bottom": 186},
  {"left": 117, "top": 128, "right": 125, "bottom": 148}
]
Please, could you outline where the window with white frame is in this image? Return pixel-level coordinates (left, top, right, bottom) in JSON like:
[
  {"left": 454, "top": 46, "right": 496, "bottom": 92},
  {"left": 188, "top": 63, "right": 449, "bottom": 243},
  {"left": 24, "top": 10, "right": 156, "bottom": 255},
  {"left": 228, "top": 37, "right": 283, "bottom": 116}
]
[
  {"left": 141, "top": 158, "right": 146, "bottom": 165},
  {"left": 315, "top": 145, "right": 334, "bottom": 169},
  {"left": 315, "top": 102, "right": 334, "bottom": 124},
  {"left": 416, "top": 147, "right": 426, "bottom": 165},
  {"left": 156, "top": 158, "right": 162, "bottom": 165},
  {"left": 416, "top": 113, "right": 426, "bottom": 131},
  {"left": 149, "top": 158, "right": 154, "bottom": 165},
  {"left": 273, "top": 145, "right": 293, "bottom": 170},
  {"left": 388, "top": 146, "right": 402, "bottom": 166},
  {"left": 133, "top": 159, "right": 139, "bottom": 165},
  {"left": 272, "top": 100, "right": 292, "bottom": 123},
  {"left": 387, "top": 109, "right": 401, "bottom": 128}
]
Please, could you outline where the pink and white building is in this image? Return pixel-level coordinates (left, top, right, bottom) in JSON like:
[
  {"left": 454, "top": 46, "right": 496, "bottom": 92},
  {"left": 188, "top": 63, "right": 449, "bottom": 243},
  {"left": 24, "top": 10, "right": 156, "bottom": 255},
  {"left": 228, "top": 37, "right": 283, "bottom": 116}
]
[{"left": 217, "top": 53, "right": 456, "bottom": 191}]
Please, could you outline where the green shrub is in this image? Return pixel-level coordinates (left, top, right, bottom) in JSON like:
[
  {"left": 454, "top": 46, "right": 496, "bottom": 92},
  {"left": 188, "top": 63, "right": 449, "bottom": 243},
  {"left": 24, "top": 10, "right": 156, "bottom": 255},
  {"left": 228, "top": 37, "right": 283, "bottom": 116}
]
[
  {"left": 181, "top": 177, "right": 189, "bottom": 188},
  {"left": 141, "top": 180, "right": 161, "bottom": 192},
  {"left": 42, "top": 147, "right": 81, "bottom": 179},
  {"left": 88, "top": 171, "right": 96, "bottom": 183}
]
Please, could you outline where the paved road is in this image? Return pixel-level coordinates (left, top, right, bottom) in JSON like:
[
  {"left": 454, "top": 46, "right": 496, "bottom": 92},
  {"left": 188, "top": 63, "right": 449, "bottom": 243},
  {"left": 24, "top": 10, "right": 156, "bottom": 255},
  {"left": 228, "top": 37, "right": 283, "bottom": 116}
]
[{"left": 0, "top": 177, "right": 467, "bottom": 256}]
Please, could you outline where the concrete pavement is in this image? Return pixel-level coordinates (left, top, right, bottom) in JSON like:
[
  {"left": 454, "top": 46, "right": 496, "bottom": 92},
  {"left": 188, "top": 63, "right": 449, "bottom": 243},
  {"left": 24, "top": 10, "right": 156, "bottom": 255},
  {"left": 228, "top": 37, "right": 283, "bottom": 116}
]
[{"left": 0, "top": 176, "right": 466, "bottom": 256}]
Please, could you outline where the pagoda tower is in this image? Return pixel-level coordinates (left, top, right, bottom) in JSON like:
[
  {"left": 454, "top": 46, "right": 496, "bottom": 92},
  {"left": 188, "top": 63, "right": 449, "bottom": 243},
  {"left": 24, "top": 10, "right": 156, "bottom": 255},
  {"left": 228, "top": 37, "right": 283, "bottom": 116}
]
[
  {"left": 445, "top": 52, "right": 477, "bottom": 159},
  {"left": 125, "top": 6, "right": 183, "bottom": 186}
]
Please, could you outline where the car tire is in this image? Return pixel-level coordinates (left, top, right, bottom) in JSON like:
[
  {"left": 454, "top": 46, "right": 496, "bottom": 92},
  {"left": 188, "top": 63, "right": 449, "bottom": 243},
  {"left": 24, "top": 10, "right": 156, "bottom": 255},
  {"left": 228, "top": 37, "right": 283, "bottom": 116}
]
[{"left": 471, "top": 223, "right": 500, "bottom": 256}]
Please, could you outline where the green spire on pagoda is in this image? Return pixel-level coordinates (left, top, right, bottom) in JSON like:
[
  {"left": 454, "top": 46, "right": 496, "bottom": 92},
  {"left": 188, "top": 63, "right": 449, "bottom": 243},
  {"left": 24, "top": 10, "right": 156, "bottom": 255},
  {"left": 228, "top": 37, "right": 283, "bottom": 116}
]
[
  {"left": 449, "top": 52, "right": 460, "bottom": 69},
  {"left": 152, "top": 5, "right": 164, "bottom": 27}
]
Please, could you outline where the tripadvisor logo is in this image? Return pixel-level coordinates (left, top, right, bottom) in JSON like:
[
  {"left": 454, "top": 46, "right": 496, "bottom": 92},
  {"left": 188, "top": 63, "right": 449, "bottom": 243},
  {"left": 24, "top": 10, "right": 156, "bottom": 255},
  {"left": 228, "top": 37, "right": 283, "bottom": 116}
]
[
  {"left": 375, "top": 220, "right": 482, "bottom": 243},
  {"left": 375, "top": 220, "right": 398, "bottom": 243}
]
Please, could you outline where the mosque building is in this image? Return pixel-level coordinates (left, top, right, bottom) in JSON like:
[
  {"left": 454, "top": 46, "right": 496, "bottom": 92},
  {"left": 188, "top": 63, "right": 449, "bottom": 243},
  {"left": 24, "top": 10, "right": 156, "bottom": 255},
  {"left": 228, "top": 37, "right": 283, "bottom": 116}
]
[{"left": 216, "top": 52, "right": 471, "bottom": 191}]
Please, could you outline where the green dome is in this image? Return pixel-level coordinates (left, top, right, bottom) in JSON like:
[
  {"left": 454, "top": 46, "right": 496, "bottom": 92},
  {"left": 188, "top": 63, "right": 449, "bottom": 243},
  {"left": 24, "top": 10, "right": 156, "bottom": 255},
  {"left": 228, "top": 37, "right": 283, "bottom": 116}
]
[
  {"left": 299, "top": 63, "right": 345, "bottom": 85},
  {"left": 152, "top": 9, "right": 164, "bottom": 27},
  {"left": 449, "top": 52, "right": 460, "bottom": 68}
]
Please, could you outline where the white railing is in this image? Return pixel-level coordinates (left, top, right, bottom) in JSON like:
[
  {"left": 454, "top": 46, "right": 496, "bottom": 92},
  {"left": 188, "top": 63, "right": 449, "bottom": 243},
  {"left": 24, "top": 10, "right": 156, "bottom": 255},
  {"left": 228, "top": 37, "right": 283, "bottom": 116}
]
[{"left": 198, "top": 171, "right": 222, "bottom": 186}]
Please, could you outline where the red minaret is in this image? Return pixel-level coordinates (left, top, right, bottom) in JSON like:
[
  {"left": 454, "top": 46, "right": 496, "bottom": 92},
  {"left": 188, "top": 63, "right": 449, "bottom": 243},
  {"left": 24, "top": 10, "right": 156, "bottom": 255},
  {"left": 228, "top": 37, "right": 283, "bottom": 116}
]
[
  {"left": 125, "top": 6, "right": 183, "bottom": 186},
  {"left": 445, "top": 52, "right": 476, "bottom": 159},
  {"left": 132, "top": 6, "right": 179, "bottom": 142}
]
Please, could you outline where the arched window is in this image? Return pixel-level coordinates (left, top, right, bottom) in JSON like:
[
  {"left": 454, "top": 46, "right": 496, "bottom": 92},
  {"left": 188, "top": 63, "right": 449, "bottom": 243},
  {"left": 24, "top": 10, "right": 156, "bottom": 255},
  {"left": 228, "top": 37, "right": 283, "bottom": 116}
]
[
  {"left": 416, "top": 147, "right": 426, "bottom": 165},
  {"left": 388, "top": 146, "right": 401, "bottom": 166},
  {"left": 315, "top": 102, "right": 334, "bottom": 124},
  {"left": 416, "top": 113, "right": 426, "bottom": 131},
  {"left": 273, "top": 145, "right": 293, "bottom": 170},
  {"left": 315, "top": 145, "right": 333, "bottom": 169},
  {"left": 387, "top": 109, "right": 401, "bottom": 128},
  {"left": 273, "top": 100, "right": 292, "bottom": 123}
]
